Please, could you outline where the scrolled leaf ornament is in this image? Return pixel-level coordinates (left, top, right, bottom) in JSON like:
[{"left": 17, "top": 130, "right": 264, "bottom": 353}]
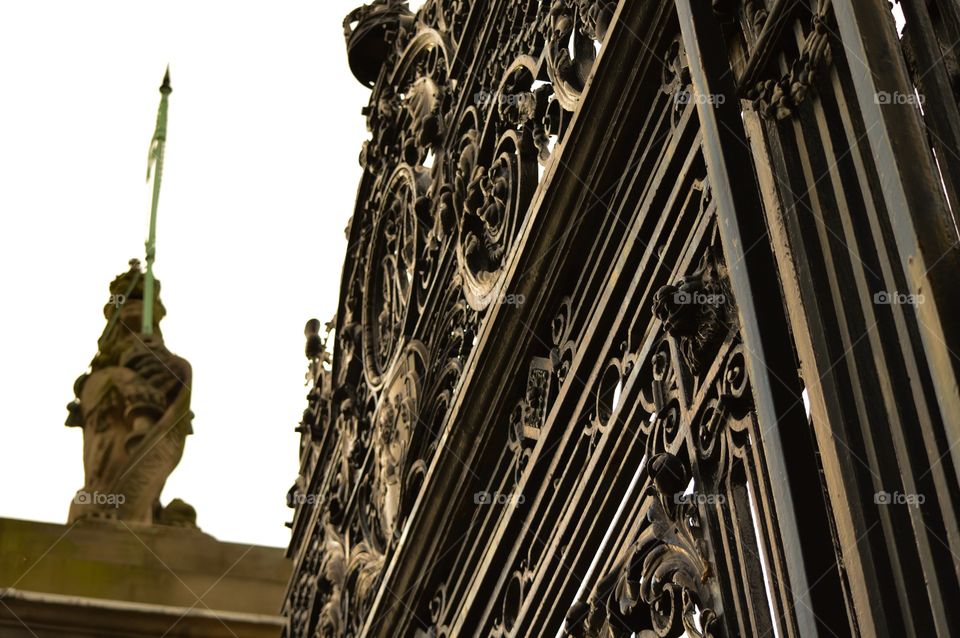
[
  {"left": 662, "top": 35, "right": 693, "bottom": 131},
  {"left": 546, "top": 0, "right": 612, "bottom": 111},
  {"left": 564, "top": 453, "right": 723, "bottom": 638},
  {"left": 652, "top": 250, "right": 733, "bottom": 377},
  {"left": 747, "top": 2, "right": 833, "bottom": 120},
  {"left": 457, "top": 130, "right": 537, "bottom": 310},
  {"left": 367, "top": 341, "right": 427, "bottom": 547},
  {"left": 362, "top": 166, "right": 430, "bottom": 388}
]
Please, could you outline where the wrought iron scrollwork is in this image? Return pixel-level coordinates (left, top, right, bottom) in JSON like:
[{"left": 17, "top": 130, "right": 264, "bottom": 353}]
[
  {"left": 362, "top": 167, "right": 429, "bottom": 388},
  {"left": 286, "top": 0, "right": 615, "bottom": 634},
  {"left": 564, "top": 227, "right": 749, "bottom": 638},
  {"left": 652, "top": 248, "right": 733, "bottom": 377},
  {"left": 565, "top": 453, "right": 721, "bottom": 638},
  {"left": 744, "top": 0, "right": 834, "bottom": 119},
  {"left": 546, "top": 0, "right": 616, "bottom": 110}
]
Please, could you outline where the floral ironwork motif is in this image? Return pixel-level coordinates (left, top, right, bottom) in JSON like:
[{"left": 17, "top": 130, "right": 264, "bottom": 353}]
[
  {"left": 287, "top": 0, "right": 960, "bottom": 635},
  {"left": 565, "top": 453, "right": 721, "bottom": 638},
  {"left": 284, "top": 1, "right": 615, "bottom": 635},
  {"left": 562, "top": 224, "right": 757, "bottom": 638},
  {"left": 745, "top": 0, "right": 834, "bottom": 119},
  {"left": 652, "top": 246, "right": 733, "bottom": 376}
]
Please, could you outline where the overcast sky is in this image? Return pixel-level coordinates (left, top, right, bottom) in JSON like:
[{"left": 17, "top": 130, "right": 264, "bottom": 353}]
[{"left": 0, "top": 1, "right": 377, "bottom": 547}]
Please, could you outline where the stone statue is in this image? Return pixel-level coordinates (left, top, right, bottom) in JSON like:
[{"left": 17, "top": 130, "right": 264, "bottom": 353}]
[{"left": 66, "top": 260, "right": 196, "bottom": 527}]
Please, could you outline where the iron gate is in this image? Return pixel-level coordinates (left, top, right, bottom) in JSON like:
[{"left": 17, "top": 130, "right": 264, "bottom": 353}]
[{"left": 284, "top": 1, "right": 960, "bottom": 636}]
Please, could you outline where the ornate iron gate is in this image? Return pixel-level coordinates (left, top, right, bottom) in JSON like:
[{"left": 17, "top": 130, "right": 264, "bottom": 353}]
[{"left": 284, "top": 1, "right": 960, "bottom": 636}]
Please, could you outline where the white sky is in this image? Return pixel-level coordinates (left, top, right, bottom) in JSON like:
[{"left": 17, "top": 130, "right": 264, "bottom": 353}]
[{"left": 0, "top": 1, "right": 371, "bottom": 547}]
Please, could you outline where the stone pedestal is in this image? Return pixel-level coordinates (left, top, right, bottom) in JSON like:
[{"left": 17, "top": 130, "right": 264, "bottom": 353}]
[{"left": 0, "top": 518, "right": 290, "bottom": 637}]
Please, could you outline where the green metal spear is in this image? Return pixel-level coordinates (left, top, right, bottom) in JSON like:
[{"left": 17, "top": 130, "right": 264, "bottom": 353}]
[{"left": 143, "top": 66, "right": 171, "bottom": 335}]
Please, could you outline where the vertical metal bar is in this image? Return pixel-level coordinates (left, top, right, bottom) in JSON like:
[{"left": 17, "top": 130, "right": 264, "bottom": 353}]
[
  {"left": 675, "top": 1, "right": 851, "bottom": 636},
  {"left": 900, "top": 0, "right": 960, "bottom": 227},
  {"left": 831, "top": 0, "right": 960, "bottom": 480}
]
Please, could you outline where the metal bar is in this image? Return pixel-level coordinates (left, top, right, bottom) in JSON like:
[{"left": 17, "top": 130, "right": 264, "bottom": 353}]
[
  {"left": 831, "top": 0, "right": 960, "bottom": 499},
  {"left": 675, "top": 1, "right": 852, "bottom": 635},
  {"left": 900, "top": 0, "right": 960, "bottom": 224}
]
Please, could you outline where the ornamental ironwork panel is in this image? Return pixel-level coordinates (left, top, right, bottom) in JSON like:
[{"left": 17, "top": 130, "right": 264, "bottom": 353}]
[{"left": 284, "top": 1, "right": 960, "bottom": 636}]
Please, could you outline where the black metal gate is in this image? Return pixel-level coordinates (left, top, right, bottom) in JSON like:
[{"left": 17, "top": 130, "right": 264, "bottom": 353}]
[{"left": 284, "top": 1, "right": 960, "bottom": 636}]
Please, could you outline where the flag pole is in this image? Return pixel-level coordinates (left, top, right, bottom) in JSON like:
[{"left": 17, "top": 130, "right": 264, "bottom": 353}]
[{"left": 143, "top": 66, "right": 171, "bottom": 336}]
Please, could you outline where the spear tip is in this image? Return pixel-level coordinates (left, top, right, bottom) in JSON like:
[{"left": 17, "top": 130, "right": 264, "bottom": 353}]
[{"left": 160, "top": 66, "right": 172, "bottom": 95}]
